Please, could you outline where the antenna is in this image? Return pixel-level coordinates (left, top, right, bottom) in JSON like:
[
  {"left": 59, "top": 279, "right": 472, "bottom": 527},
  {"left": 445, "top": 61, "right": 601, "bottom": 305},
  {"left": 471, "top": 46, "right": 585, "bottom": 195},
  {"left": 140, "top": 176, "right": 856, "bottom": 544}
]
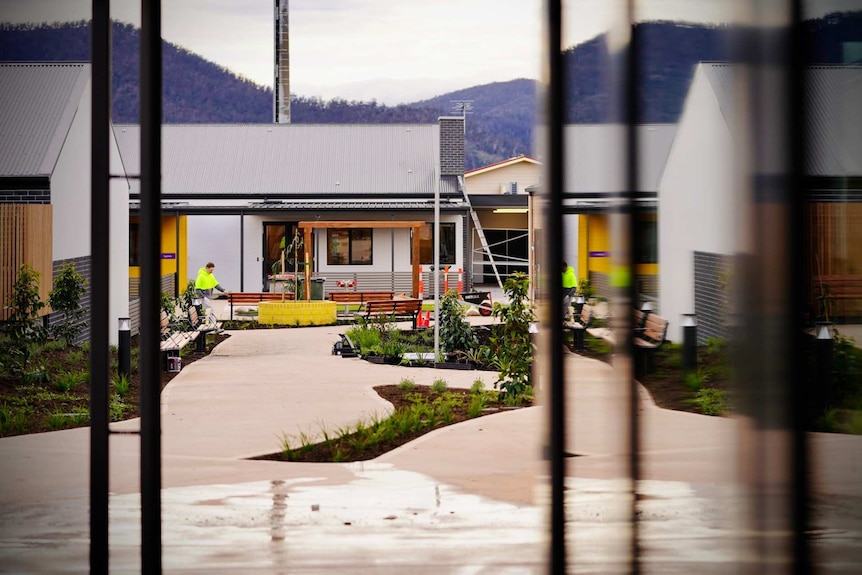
[{"left": 449, "top": 100, "right": 473, "bottom": 133}]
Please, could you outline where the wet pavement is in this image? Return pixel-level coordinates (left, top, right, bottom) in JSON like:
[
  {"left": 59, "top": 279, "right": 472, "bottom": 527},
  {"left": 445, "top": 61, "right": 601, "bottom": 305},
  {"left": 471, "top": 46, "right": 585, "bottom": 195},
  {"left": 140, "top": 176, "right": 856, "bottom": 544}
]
[{"left": 1, "top": 302, "right": 861, "bottom": 573}]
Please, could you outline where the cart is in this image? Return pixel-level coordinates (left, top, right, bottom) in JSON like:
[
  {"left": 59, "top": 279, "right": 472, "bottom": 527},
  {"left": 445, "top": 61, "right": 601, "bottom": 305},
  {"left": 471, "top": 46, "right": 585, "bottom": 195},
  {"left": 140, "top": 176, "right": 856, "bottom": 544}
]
[{"left": 460, "top": 291, "right": 493, "bottom": 316}]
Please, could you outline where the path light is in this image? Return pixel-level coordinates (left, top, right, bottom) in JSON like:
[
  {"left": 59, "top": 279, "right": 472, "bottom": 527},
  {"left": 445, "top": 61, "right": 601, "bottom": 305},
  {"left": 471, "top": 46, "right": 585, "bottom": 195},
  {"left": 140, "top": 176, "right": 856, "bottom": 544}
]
[
  {"left": 681, "top": 314, "right": 697, "bottom": 377},
  {"left": 118, "top": 317, "right": 131, "bottom": 380}
]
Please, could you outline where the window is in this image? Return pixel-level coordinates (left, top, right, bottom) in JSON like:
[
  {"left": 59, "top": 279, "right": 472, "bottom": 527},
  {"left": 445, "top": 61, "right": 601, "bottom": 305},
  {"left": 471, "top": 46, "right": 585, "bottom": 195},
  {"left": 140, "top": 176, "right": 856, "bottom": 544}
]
[
  {"left": 413, "top": 223, "right": 456, "bottom": 265},
  {"left": 129, "top": 222, "right": 140, "bottom": 266},
  {"left": 635, "top": 219, "right": 657, "bottom": 265},
  {"left": 327, "top": 228, "right": 372, "bottom": 265}
]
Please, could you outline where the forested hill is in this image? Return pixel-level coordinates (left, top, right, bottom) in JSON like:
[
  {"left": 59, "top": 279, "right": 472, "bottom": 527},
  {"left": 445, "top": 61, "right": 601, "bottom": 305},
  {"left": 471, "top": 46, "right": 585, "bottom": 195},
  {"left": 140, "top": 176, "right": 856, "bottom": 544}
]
[{"left": 1, "top": 13, "right": 858, "bottom": 170}]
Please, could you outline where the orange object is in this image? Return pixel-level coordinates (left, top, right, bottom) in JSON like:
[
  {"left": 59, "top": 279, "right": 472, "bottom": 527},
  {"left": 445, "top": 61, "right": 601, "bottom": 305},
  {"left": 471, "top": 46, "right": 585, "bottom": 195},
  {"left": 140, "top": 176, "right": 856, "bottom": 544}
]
[
  {"left": 418, "top": 266, "right": 424, "bottom": 300},
  {"left": 457, "top": 268, "right": 463, "bottom": 293},
  {"left": 443, "top": 265, "right": 450, "bottom": 293}
]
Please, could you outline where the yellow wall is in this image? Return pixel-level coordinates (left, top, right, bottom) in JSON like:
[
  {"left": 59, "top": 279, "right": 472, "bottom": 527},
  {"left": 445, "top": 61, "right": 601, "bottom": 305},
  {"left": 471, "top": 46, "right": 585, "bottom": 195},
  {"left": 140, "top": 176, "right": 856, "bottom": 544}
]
[
  {"left": 128, "top": 215, "right": 189, "bottom": 291},
  {"left": 586, "top": 214, "right": 611, "bottom": 274}
]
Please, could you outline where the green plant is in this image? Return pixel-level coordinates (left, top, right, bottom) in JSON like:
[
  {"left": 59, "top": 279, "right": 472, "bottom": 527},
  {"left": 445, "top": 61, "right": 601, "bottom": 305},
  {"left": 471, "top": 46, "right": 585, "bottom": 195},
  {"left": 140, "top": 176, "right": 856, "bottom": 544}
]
[
  {"left": 490, "top": 273, "right": 535, "bottom": 399},
  {"left": 47, "top": 410, "right": 89, "bottom": 430},
  {"left": 438, "top": 289, "right": 476, "bottom": 357},
  {"left": 109, "top": 396, "right": 129, "bottom": 421},
  {"left": 0, "top": 404, "right": 30, "bottom": 436},
  {"left": 467, "top": 392, "right": 489, "bottom": 418},
  {"left": 0, "top": 265, "right": 47, "bottom": 374},
  {"left": 578, "top": 277, "right": 593, "bottom": 300},
  {"left": 705, "top": 337, "right": 727, "bottom": 355},
  {"left": 430, "top": 378, "right": 448, "bottom": 393},
  {"left": 690, "top": 387, "right": 728, "bottom": 416},
  {"left": 23, "top": 364, "right": 50, "bottom": 385},
  {"left": 113, "top": 372, "right": 131, "bottom": 398},
  {"left": 684, "top": 370, "right": 708, "bottom": 393},
  {"left": 48, "top": 263, "right": 88, "bottom": 342},
  {"left": 470, "top": 379, "right": 485, "bottom": 394},
  {"left": 345, "top": 323, "right": 382, "bottom": 355},
  {"left": 397, "top": 378, "right": 416, "bottom": 391},
  {"left": 54, "top": 369, "right": 86, "bottom": 393}
]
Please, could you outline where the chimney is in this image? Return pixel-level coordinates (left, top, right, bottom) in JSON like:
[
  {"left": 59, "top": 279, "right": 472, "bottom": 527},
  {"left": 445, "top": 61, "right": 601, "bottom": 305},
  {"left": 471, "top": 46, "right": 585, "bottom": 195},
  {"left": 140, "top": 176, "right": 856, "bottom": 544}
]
[
  {"left": 438, "top": 116, "right": 465, "bottom": 176},
  {"left": 274, "top": 0, "right": 290, "bottom": 123}
]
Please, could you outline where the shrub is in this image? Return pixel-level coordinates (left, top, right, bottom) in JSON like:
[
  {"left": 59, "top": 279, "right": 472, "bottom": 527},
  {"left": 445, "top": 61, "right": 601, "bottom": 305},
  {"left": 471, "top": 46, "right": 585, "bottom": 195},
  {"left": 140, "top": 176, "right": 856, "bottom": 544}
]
[
  {"left": 490, "top": 272, "right": 535, "bottom": 399},
  {"left": 0, "top": 265, "right": 47, "bottom": 374},
  {"left": 690, "top": 387, "right": 728, "bottom": 416},
  {"left": 430, "top": 378, "right": 448, "bottom": 393},
  {"left": 397, "top": 378, "right": 416, "bottom": 391},
  {"left": 48, "top": 263, "right": 87, "bottom": 343},
  {"left": 438, "top": 289, "right": 476, "bottom": 356}
]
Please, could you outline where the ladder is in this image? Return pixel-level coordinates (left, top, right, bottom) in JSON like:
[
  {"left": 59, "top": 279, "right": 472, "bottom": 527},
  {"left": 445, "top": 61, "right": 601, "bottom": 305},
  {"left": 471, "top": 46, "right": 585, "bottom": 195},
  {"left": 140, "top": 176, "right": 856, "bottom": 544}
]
[{"left": 460, "top": 177, "right": 504, "bottom": 291}]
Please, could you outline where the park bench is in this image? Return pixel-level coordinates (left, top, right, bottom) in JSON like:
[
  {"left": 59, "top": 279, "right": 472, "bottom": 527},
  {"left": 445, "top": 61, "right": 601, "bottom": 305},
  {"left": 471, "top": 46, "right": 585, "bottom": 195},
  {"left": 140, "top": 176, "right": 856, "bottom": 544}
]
[
  {"left": 330, "top": 290, "right": 396, "bottom": 317},
  {"left": 563, "top": 304, "right": 593, "bottom": 352},
  {"left": 187, "top": 306, "right": 223, "bottom": 353},
  {"left": 160, "top": 310, "right": 198, "bottom": 371},
  {"left": 816, "top": 275, "right": 862, "bottom": 300},
  {"left": 360, "top": 298, "right": 423, "bottom": 329},
  {"left": 226, "top": 291, "right": 295, "bottom": 320},
  {"left": 634, "top": 312, "right": 669, "bottom": 375}
]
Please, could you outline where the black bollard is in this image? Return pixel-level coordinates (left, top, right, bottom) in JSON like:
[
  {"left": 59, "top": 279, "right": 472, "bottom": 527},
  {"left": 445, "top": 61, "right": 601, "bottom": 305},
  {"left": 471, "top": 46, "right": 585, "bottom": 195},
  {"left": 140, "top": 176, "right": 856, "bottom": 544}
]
[
  {"left": 682, "top": 314, "right": 697, "bottom": 377},
  {"left": 118, "top": 317, "right": 131, "bottom": 380},
  {"left": 815, "top": 321, "right": 834, "bottom": 415}
]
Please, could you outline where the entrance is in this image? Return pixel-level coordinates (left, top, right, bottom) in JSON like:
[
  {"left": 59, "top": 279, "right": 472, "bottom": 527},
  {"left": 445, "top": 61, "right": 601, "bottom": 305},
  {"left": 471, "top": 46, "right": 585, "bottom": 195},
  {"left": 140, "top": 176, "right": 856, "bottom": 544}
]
[{"left": 263, "top": 222, "right": 310, "bottom": 291}]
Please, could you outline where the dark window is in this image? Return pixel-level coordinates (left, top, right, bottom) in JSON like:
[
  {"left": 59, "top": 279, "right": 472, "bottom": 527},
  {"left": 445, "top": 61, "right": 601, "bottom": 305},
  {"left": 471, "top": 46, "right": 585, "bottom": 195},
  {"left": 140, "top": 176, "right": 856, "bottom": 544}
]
[
  {"left": 412, "top": 223, "right": 456, "bottom": 265},
  {"left": 327, "top": 228, "right": 373, "bottom": 265},
  {"left": 129, "top": 222, "right": 140, "bottom": 266},
  {"left": 635, "top": 219, "right": 657, "bottom": 264}
]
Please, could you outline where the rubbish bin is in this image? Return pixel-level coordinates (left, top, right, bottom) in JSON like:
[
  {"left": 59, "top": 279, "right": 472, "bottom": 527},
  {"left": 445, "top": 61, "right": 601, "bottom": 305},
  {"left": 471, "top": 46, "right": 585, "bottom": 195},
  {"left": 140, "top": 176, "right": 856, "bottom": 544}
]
[
  {"left": 310, "top": 277, "right": 326, "bottom": 300},
  {"left": 296, "top": 277, "right": 326, "bottom": 300}
]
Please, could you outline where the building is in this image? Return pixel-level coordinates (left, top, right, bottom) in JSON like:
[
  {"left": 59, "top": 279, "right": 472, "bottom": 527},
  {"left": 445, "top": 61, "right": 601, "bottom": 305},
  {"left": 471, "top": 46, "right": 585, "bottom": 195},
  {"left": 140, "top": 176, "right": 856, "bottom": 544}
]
[
  {"left": 115, "top": 117, "right": 475, "bottom": 301},
  {"left": 0, "top": 63, "right": 129, "bottom": 344},
  {"left": 659, "top": 63, "right": 862, "bottom": 342}
]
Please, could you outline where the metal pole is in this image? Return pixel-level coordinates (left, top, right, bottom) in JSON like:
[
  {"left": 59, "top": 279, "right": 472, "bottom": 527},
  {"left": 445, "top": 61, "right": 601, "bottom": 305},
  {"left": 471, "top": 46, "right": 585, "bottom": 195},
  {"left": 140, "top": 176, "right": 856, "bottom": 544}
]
[
  {"left": 89, "top": 1, "right": 111, "bottom": 572},
  {"left": 140, "top": 1, "right": 163, "bottom": 571},
  {"left": 544, "top": 0, "right": 567, "bottom": 572}
]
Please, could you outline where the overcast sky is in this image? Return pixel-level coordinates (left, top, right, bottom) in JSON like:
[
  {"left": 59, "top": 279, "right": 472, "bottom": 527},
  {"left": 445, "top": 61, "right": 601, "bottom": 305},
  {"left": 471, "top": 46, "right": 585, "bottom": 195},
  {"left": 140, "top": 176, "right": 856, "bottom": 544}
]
[{"left": 1, "top": 0, "right": 859, "bottom": 104}]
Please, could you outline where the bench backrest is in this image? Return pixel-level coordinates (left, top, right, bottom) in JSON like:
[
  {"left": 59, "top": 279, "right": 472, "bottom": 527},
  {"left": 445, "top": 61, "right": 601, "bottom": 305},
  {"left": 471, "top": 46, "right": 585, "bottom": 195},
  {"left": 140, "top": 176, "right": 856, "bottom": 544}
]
[
  {"left": 228, "top": 292, "right": 294, "bottom": 303},
  {"left": 160, "top": 309, "right": 171, "bottom": 338},
  {"left": 579, "top": 304, "right": 592, "bottom": 326},
  {"left": 365, "top": 299, "right": 422, "bottom": 315},
  {"left": 640, "top": 314, "right": 669, "bottom": 343},
  {"left": 330, "top": 291, "right": 394, "bottom": 303}
]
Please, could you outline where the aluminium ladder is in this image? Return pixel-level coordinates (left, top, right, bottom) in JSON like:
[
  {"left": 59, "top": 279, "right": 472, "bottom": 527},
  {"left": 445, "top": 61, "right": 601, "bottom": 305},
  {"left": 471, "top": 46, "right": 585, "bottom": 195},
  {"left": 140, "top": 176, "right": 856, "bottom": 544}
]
[{"left": 461, "top": 179, "right": 504, "bottom": 291}]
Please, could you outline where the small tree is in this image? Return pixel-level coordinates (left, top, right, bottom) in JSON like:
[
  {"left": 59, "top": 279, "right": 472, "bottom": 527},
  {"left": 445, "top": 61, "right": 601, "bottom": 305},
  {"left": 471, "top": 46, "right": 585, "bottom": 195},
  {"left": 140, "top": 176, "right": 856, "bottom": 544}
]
[
  {"left": 48, "top": 263, "right": 87, "bottom": 343},
  {"left": 438, "top": 289, "right": 476, "bottom": 359},
  {"left": 490, "top": 272, "right": 535, "bottom": 399},
  {"left": 0, "top": 265, "right": 47, "bottom": 374}
]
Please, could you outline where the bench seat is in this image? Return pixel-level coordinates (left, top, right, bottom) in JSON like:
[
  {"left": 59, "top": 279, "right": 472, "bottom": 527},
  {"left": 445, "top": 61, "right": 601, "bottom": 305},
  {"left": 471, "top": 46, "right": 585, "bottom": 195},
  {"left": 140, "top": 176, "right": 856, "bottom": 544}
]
[{"left": 359, "top": 298, "right": 423, "bottom": 328}]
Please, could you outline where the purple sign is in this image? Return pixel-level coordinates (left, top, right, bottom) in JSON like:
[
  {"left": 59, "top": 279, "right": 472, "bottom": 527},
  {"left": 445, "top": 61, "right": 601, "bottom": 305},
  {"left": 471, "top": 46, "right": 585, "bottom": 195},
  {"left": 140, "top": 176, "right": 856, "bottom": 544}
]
[
  {"left": 161, "top": 253, "right": 176, "bottom": 259},
  {"left": 589, "top": 251, "right": 609, "bottom": 257}
]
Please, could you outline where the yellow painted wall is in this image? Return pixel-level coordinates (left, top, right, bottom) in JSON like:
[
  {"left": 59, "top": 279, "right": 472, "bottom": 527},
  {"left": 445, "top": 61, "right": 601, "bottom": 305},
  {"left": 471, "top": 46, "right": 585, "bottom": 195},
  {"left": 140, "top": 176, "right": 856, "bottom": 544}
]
[
  {"left": 128, "top": 215, "right": 189, "bottom": 291},
  {"left": 587, "top": 214, "right": 610, "bottom": 274}
]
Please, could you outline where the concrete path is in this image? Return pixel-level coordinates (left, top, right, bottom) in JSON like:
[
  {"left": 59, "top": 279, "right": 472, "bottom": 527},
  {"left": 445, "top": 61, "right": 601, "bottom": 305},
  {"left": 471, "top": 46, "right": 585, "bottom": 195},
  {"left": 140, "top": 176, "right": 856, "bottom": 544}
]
[{"left": 1, "top": 310, "right": 860, "bottom": 573}]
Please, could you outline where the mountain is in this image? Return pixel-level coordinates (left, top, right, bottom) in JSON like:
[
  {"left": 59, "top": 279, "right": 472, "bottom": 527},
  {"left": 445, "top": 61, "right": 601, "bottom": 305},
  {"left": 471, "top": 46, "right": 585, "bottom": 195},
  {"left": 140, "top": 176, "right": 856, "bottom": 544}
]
[{"left": 1, "top": 13, "right": 859, "bottom": 170}]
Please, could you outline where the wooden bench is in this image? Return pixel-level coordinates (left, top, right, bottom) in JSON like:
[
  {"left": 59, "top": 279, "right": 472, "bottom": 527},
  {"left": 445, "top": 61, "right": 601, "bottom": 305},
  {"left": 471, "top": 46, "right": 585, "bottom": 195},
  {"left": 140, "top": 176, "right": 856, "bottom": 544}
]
[
  {"left": 360, "top": 298, "right": 423, "bottom": 328},
  {"left": 227, "top": 291, "right": 295, "bottom": 320},
  {"left": 817, "top": 275, "right": 862, "bottom": 301},
  {"left": 328, "top": 291, "right": 395, "bottom": 304},
  {"left": 188, "top": 306, "right": 223, "bottom": 353},
  {"left": 160, "top": 310, "right": 198, "bottom": 371},
  {"left": 634, "top": 312, "right": 669, "bottom": 375},
  {"left": 563, "top": 304, "right": 593, "bottom": 352}
]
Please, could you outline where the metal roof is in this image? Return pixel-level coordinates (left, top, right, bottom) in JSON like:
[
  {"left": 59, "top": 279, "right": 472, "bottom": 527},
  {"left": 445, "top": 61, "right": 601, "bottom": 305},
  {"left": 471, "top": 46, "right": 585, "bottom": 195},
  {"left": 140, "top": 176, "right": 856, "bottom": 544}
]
[
  {"left": 0, "top": 63, "right": 90, "bottom": 177},
  {"left": 561, "top": 124, "right": 677, "bottom": 193},
  {"left": 114, "top": 123, "right": 446, "bottom": 197},
  {"left": 702, "top": 63, "right": 862, "bottom": 176}
]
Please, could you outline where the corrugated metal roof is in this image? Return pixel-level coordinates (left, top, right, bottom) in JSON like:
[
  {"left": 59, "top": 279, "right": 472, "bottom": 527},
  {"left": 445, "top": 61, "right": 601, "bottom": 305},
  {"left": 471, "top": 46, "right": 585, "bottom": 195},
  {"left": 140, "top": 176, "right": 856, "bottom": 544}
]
[
  {"left": 562, "top": 124, "right": 677, "bottom": 192},
  {"left": 114, "top": 123, "right": 443, "bottom": 197},
  {"left": 0, "top": 63, "right": 90, "bottom": 177},
  {"left": 702, "top": 63, "right": 862, "bottom": 176}
]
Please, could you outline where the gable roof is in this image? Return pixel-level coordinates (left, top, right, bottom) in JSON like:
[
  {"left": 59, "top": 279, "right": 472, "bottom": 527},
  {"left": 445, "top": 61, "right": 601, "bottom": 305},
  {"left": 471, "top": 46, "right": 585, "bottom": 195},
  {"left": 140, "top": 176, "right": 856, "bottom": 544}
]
[
  {"left": 0, "top": 63, "right": 90, "bottom": 178},
  {"left": 701, "top": 62, "right": 862, "bottom": 176},
  {"left": 465, "top": 154, "right": 541, "bottom": 178},
  {"left": 114, "top": 123, "right": 455, "bottom": 198},
  {"left": 562, "top": 124, "right": 677, "bottom": 193}
]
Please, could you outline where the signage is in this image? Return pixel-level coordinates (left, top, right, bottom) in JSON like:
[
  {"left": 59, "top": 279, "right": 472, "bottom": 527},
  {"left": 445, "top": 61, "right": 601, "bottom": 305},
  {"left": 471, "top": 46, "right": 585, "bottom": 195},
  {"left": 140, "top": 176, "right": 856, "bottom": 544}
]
[
  {"left": 161, "top": 253, "right": 176, "bottom": 260},
  {"left": 589, "top": 251, "right": 609, "bottom": 257}
]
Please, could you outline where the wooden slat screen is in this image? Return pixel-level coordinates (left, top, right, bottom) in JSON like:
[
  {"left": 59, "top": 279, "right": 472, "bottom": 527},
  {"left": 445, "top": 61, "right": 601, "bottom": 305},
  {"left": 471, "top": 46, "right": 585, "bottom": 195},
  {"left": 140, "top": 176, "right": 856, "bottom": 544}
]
[
  {"left": 807, "top": 203, "right": 862, "bottom": 316},
  {"left": 0, "top": 205, "right": 53, "bottom": 320}
]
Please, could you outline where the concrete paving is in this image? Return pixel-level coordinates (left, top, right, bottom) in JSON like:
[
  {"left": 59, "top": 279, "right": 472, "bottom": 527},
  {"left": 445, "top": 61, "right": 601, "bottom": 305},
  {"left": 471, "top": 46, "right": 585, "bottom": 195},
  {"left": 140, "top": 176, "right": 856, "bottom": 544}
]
[{"left": 1, "top": 303, "right": 861, "bottom": 573}]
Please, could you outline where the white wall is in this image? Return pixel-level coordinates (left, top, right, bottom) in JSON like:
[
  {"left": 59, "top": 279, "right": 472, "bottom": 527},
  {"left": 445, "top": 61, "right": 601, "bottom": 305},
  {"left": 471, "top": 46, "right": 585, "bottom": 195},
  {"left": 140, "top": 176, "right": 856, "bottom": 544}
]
[
  {"left": 658, "top": 68, "right": 739, "bottom": 342},
  {"left": 51, "top": 83, "right": 91, "bottom": 261},
  {"left": 53, "top": 81, "right": 129, "bottom": 345},
  {"left": 187, "top": 215, "right": 243, "bottom": 293},
  {"left": 466, "top": 161, "right": 541, "bottom": 195}
]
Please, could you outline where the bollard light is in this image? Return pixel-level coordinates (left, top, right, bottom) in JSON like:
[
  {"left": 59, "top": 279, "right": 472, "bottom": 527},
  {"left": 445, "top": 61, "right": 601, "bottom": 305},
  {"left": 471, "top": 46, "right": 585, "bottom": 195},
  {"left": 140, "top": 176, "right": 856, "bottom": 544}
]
[
  {"left": 814, "top": 321, "right": 834, "bottom": 418},
  {"left": 574, "top": 293, "right": 586, "bottom": 317},
  {"left": 641, "top": 300, "right": 654, "bottom": 313},
  {"left": 681, "top": 313, "right": 697, "bottom": 377},
  {"left": 118, "top": 317, "right": 131, "bottom": 380}
]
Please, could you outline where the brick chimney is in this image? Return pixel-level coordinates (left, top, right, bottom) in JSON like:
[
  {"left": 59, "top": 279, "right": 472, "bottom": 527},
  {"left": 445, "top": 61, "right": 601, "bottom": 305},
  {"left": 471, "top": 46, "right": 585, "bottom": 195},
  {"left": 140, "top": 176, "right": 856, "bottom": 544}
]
[{"left": 438, "top": 116, "right": 465, "bottom": 176}]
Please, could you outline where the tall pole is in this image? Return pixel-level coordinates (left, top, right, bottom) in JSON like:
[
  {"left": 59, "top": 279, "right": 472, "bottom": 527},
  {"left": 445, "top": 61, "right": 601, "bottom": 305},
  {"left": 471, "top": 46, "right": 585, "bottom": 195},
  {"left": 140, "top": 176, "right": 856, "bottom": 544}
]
[
  {"left": 141, "top": 1, "right": 163, "bottom": 571},
  {"left": 89, "top": 1, "right": 111, "bottom": 572}
]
